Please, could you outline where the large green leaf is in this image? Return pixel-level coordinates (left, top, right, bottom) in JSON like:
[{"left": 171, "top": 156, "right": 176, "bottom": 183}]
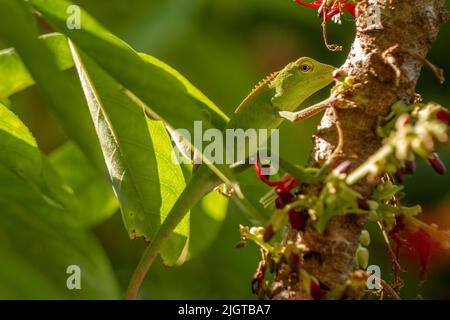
[
  {"left": 28, "top": 0, "right": 240, "bottom": 186},
  {"left": 0, "top": 29, "right": 238, "bottom": 259},
  {"left": 69, "top": 43, "right": 189, "bottom": 265},
  {"left": 29, "top": 0, "right": 229, "bottom": 129},
  {"left": 0, "top": 103, "right": 119, "bottom": 298},
  {"left": 50, "top": 142, "right": 119, "bottom": 228},
  {"left": 0, "top": 30, "right": 232, "bottom": 257},
  {"left": 0, "top": 1, "right": 104, "bottom": 170}
]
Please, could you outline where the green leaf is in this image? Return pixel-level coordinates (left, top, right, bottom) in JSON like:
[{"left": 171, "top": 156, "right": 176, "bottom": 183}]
[
  {"left": 29, "top": 0, "right": 229, "bottom": 129},
  {"left": 0, "top": 33, "right": 74, "bottom": 100},
  {"left": 0, "top": 1, "right": 104, "bottom": 170},
  {"left": 1, "top": 28, "right": 234, "bottom": 259},
  {"left": 69, "top": 43, "right": 188, "bottom": 265},
  {"left": 50, "top": 142, "right": 119, "bottom": 228},
  {"left": 0, "top": 103, "right": 77, "bottom": 222},
  {"left": 0, "top": 168, "right": 120, "bottom": 299},
  {"left": 0, "top": 103, "right": 119, "bottom": 298},
  {"left": 28, "top": 0, "right": 238, "bottom": 185}
]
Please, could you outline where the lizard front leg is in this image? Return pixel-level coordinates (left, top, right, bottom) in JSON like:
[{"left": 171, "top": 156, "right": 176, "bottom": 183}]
[{"left": 279, "top": 97, "right": 336, "bottom": 123}]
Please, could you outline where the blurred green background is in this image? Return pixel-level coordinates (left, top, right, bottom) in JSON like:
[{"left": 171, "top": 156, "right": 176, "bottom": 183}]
[{"left": 4, "top": 0, "right": 450, "bottom": 299}]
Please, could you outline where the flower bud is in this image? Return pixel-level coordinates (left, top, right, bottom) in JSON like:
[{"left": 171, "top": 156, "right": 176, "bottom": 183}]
[
  {"left": 275, "top": 191, "right": 294, "bottom": 209},
  {"left": 428, "top": 152, "right": 446, "bottom": 175},
  {"left": 404, "top": 159, "right": 417, "bottom": 174},
  {"left": 332, "top": 69, "right": 347, "bottom": 81},
  {"left": 288, "top": 209, "right": 308, "bottom": 231},
  {"left": 263, "top": 224, "right": 274, "bottom": 242},
  {"left": 360, "top": 230, "right": 371, "bottom": 247},
  {"left": 395, "top": 169, "right": 404, "bottom": 184},
  {"left": 235, "top": 241, "right": 247, "bottom": 249},
  {"left": 436, "top": 108, "right": 450, "bottom": 125},
  {"left": 334, "top": 160, "right": 352, "bottom": 174},
  {"left": 356, "top": 246, "right": 369, "bottom": 269}
]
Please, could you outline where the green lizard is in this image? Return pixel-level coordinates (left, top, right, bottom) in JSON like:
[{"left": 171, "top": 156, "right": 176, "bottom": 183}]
[{"left": 126, "top": 57, "right": 336, "bottom": 299}]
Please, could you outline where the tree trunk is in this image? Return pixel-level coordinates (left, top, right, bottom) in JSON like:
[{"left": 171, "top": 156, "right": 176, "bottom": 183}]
[{"left": 271, "top": 0, "right": 447, "bottom": 299}]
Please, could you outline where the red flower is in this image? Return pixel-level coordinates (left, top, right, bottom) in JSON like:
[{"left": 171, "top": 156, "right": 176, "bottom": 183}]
[
  {"left": 254, "top": 161, "right": 298, "bottom": 191},
  {"left": 295, "top": 0, "right": 356, "bottom": 22},
  {"left": 390, "top": 216, "right": 450, "bottom": 281}
]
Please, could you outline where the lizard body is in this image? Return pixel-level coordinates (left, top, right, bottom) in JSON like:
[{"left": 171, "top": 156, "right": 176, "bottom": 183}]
[{"left": 126, "top": 57, "right": 336, "bottom": 299}]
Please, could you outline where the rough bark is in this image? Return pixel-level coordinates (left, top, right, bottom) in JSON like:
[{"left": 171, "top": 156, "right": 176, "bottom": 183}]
[{"left": 271, "top": 0, "right": 447, "bottom": 299}]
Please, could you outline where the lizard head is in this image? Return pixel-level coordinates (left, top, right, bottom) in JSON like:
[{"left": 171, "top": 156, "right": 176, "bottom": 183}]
[{"left": 269, "top": 57, "right": 336, "bottom": 111}]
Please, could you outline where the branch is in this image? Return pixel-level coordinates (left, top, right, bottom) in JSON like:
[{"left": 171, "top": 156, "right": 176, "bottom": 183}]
[{"left": 271, "top": 0, "right": 446, "bottom": 299}]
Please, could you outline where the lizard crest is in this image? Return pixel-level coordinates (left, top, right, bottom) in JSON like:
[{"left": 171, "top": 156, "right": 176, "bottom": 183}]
[{"left": 234, "top": 71, "right": 279, "bottom": 113}]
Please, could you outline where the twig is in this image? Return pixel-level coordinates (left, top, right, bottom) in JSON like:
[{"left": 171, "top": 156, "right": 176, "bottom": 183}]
[
  {"left": 406, "top": 50, "right": 445, "bottom": 84},
  {"left": 321, "top": 8, "right": 342, "bottom": 51},
  {"left": 382, "top": 44, "right": 402, "bottom": 87},
  {"left": 377, "top": 221, "right": 404, "bottom": 274},
  {"left": 333, "top": 116, "right": 344, "bottom": 156},
  {"left": 380, "top": 279, "right": 402, "bottom": 300}
]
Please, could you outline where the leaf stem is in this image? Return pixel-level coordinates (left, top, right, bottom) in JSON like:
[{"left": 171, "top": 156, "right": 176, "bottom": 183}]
[{"left": 125, "top": 231, "right": 165, "bottom": 300}]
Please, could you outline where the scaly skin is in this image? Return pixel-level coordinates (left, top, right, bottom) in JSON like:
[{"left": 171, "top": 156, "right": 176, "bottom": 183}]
[{"left": 126, "top": 57, "right": 335, "bottom": 299}]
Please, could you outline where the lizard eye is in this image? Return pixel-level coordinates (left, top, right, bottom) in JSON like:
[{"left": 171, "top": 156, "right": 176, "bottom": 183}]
[{"left": 299, "top": 63, "right": 313, "bottom": 73}]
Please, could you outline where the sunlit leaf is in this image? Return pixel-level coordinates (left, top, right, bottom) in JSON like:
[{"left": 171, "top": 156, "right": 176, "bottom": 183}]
[
  {"left": 0, "top": 33, "right": 73, "bottom": 100},
  {"left": 0, "top": 1, "right": 104, "bottom": 170},
  {"left": 69, "top": 43, "right": 189, "bottom": 265},
  {"left": 28, "top": 0, "right": 239, "bottom": 186}
]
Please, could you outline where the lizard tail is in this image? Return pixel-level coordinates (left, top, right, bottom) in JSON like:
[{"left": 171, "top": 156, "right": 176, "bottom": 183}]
[{"left": 125, "top": 166, "right": 220, "bottom": 299}]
